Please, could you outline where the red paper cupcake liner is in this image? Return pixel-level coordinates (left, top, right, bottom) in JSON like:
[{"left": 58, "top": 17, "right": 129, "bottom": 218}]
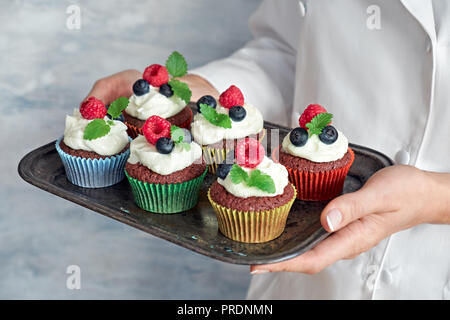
[
  {"left": 124, "top": 108, "right": 193, "bottom": 139},
  {"left": 272, "top": 146, "right": 355, "bottom": 201}
]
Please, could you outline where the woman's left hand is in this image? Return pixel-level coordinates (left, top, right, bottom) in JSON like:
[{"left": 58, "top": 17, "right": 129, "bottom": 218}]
[{"left": 250, "top": 165, "right": 450, "bottom": 274}]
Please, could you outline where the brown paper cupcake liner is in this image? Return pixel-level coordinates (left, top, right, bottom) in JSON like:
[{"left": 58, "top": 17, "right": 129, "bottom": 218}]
[
  {"left": 207, "top": 184, "right": 296, "bottom": 243},
  {"left": 202, "top": 129, "right": 266, "bottom": 174},
  {"left": 273, "top": 146, "right": 355, "bottom": 201}
]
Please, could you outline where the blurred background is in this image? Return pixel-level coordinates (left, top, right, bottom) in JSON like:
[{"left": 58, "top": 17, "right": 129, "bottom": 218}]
[{"left": 0, "top": 0, "right": 262, "bottom": 299}]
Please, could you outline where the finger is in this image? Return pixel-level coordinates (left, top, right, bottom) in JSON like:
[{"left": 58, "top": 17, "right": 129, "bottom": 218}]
[
  {"left": 251, "top": 215, "right": 385, "bottom": 274},
  {"left": 83, "top": 78, "right": 117, "bottom": 106},
  {"left": 320, "top": 188, "right": 384, "bottom": 233}
]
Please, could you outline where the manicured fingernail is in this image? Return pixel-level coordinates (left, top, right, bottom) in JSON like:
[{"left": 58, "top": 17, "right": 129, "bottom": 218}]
[
  {"left": 326, "top": 208, "right": 342, "bottom": 231},
  {"left": 251, "top": 269, "right": 269, "bottom": 275}
]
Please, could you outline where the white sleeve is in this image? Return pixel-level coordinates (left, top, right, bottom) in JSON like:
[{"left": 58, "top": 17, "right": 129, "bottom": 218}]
[{"left": 190, "top": 0, "right": 300, "bottom": 126}]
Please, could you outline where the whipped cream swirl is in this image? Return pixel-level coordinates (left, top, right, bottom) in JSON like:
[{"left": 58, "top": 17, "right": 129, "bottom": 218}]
[
  {"left": 63, "top": 109, "right": 129, "bottom": 156},
  {"left": 125, "top": 86, "right": 186, "bottom": 120},
  {"left": 191, "top": 103, "right": 264, "bottom": 145},
  {"left": 218, "top": 157, "right": 289, "bottom": 198},
  {"left": 127, "top": 135, "right": 203, "bottom": 175},
  {"left": 281, "top": 129, "right": 348, "bottom": 163}
]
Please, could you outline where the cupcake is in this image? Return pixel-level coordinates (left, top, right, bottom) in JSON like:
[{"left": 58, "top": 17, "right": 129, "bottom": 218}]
[
  {"left": 56, "top": 96, "right": 131, "bottom": 188},
  {"left": 123, "top": 51, "right": 193, "bottom": 138},
  {"left": 208, "top": 138, "right": 296, "bottom": 243},
  {"left": 190, "top": 85, "right": 265, "bottom": 174},
  {"left": 125, "top": 115, "right": 207, "bottom": 214},
  {"left": 274, "top": 104, "right": 354, "bottom": 201}
]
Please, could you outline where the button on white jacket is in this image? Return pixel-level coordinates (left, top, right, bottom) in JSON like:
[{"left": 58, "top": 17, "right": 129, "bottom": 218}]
[{"left": 191, "top": 0, "right": 450, "bottom": 299}]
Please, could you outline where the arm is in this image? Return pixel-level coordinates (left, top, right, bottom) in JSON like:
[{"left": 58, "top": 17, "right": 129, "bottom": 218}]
[{"left": 188, "top": 0, "right": 300, "bottom": 126}]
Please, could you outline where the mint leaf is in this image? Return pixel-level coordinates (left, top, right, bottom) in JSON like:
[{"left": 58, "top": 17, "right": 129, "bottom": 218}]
[
  {"left": 83, "top": 119, "right": 111, "bottom": 140},
  {"left": 168, "top": 79, "right": 192, "bottom": 104},
  {"left": 165, "top": 51, "right": 188, "bottom": 77},
  {"left": 305, "top": 112, "right": 333, "bottom": 136},
  {"left": 247, "top": 169, "right": 276, "bottom": 194},
  {"left": 229, "top": 164, "right": 249, "bottom": 184},
  {"left": 178, "top": 142, "right": 191, "bottom": 151},
  {"left": 107, "top": 97, "right": 129, "bottom": 119},
  {"left": 170, "top": 125, "right": 184, "bottom": 143},
  {"left": 199, "top": 104, "right": 232, "bottom": 129}
]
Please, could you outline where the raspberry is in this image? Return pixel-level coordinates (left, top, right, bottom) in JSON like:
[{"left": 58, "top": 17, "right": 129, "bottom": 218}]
[
  {"left": 219, "top": 85, "right": 244, "bottom": 109},
  {"left": 79, "top": 97, "right": 107, "bottom": 120},
  {"left": 235, "top": 138, "right": 265, "bottom": 169},
  {"left": 299, "top": 104, "right": 329, "bottom": 128},
  {"left": 142, "top": 115, "right": 171, "bottom": 145},
  {"left": 143, "top": 64, "right": 169, "bottom": 87}
]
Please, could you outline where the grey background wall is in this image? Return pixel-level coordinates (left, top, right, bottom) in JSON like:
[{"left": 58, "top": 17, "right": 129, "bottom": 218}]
[{"left": 0, "top": 0, "right": 262, "bottom": 299}]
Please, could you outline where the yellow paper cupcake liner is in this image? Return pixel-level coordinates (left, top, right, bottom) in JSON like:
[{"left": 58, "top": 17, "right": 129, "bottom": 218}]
[{"left": 207, "top": 184, "right": 296, "bottom": 243}]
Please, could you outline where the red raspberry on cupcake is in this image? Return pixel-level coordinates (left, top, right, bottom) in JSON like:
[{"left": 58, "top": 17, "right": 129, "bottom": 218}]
[
  {"left": 219, "top": 85, "right": 244, "bottom": 109},
  {"left": 142, "top": 115, "right": 171, "bottom": 145},
  {"left": 236, "top": 138, "right": 265, "bottom": 168},
  {"left": 143, "top": 64, "right": 169, "bottom": 87},
  {"left": 299, "top": 104, "right": 331, "bottom": 129},
  {"left": 80, "top": 97, "right": 107, "bottom": 120}
]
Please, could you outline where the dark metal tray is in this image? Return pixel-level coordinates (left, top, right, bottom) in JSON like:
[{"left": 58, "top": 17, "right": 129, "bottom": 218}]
[{"left": 18, "top": 121, "right": 393, "bottom": 265}]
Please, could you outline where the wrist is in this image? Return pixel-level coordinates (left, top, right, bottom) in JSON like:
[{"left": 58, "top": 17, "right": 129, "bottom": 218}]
[{"left": 424, "top": 170, "right": 450, "bottom": 224}]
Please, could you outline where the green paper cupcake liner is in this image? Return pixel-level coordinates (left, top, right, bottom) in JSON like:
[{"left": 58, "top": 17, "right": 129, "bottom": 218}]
[{"left": 125, "top": 169, "right": 207, "bottom": 214}]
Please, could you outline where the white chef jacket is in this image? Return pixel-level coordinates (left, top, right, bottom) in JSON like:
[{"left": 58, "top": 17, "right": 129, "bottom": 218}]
[{"left": 191, "top": 0, "right": 450, "bottom": 299}]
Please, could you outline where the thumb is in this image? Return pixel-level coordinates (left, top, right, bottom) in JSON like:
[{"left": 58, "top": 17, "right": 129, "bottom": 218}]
[{"left": 320, "top": 189, "right": 382, "bottom": 233}]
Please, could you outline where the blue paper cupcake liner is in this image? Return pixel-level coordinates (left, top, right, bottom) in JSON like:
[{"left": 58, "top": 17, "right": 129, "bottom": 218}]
[{"left": 55, "top": 136, "right": 130, "bottom": 188}]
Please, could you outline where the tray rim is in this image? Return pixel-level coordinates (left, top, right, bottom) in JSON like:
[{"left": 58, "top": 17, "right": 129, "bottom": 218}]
[{"left": 17, "top": 120, "right": 394, "bottom": 265}]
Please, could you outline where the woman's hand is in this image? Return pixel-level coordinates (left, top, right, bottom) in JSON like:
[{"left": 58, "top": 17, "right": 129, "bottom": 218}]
[
  {"left": 83, "top": 70, "right": 218, "bottom": 105},
  {"left": 83, "top": 69, "right": 141, "bottom": 105},
  {"left": 250, "top": 165, "right": 450, "bottom": 274}
]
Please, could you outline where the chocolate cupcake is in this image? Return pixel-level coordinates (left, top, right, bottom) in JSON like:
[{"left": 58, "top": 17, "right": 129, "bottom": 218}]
[
  {"left": 274, "top": 104, "right": 354, "bottom": 201},
  {"left": 56, "top": 97, "right": 131, "bottom": 188},
  {"left": 191, "top": 85, "right": 265, "bottom": 174},
  {"left": 125, "top": 116, "right": 207, "bottom": 214},
  {"left": 207, "top": 138, "right": 296, "bottom": 243},
  {"left": 123, "top": 51, "right": 193, "bottom": 138}
]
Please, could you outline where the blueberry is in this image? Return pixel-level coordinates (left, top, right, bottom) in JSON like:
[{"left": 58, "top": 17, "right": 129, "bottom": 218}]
[
  {"left": 180, "top": 128, "right": 192, "bottom": 143},
  {"left": 133, "top": 79, "right": 149, "bottom": 96},
  {"left": 216, "top": 163, "right": 233, "bottom": 179},
  {"left": 159, "top": 83, "right": 173, "bottom": 97},
  {"left": 196, "top": 95, "right": 217, "bottom": 113},
  {"left": 289, "top": 127, "right": 308, "bottom": 147},
  {"left": 156, "top": 137, "right": 174, "bottom": 154},
  {"left": 229, "top": 106, "right": 246, "bottom": 122},
  {"left": 319, "top": 125, "right": 338, "bottom": 144}
]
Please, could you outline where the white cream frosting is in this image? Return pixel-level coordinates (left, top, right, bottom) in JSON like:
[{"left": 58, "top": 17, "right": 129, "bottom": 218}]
[
  {"left": 63, "top": 109, "right": 129, "bottom": 156},
  {"left": 218, "top": 157, "right": 289, "bottom": 198},
  {"left": 281, "top": 129, "right": 348, "bottom": 163},
  {"left": 190, "top": 103, "right": 264, "bottom": 145},
  {"left": 125, "top": 86, "right": 186, "bottom": 120},
  {"left": 127, "top": 135, "right": 203, "bottom": 175}
]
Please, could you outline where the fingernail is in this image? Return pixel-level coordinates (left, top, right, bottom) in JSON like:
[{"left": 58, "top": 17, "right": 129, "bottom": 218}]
[
  {"left": 326, "top": 208, "right": 342, "bottom": 232},
  {"left": 250, "top": 269, "right": 269, "bottom": 275}
]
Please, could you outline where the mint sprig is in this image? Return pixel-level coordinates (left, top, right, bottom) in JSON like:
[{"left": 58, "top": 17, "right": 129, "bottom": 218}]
[
  {"left": 166, "top": 51, "right": 188, "bottom": 78},
  {"left": 83, "top": 97, "right": 129, "bottom": 141},
  {"left": 305, "top": 112, "right": 333, "bottom": 136},
  {"left": 199, "top": 104, "right": 232, "bottom": 129},
  {"left": 229, "top": 164, "right": 276, "bottom": 194},
  {"left": 170, "top": 124, "right": 191, "bottom": 151},
  {"left": 168, "top": 79, "right": 192, "bottom": 104}
]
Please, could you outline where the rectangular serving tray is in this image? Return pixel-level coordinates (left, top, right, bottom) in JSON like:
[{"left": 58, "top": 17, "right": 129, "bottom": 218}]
[{"left": 18, "top": 119, "right": 393, "bottom": 265}]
